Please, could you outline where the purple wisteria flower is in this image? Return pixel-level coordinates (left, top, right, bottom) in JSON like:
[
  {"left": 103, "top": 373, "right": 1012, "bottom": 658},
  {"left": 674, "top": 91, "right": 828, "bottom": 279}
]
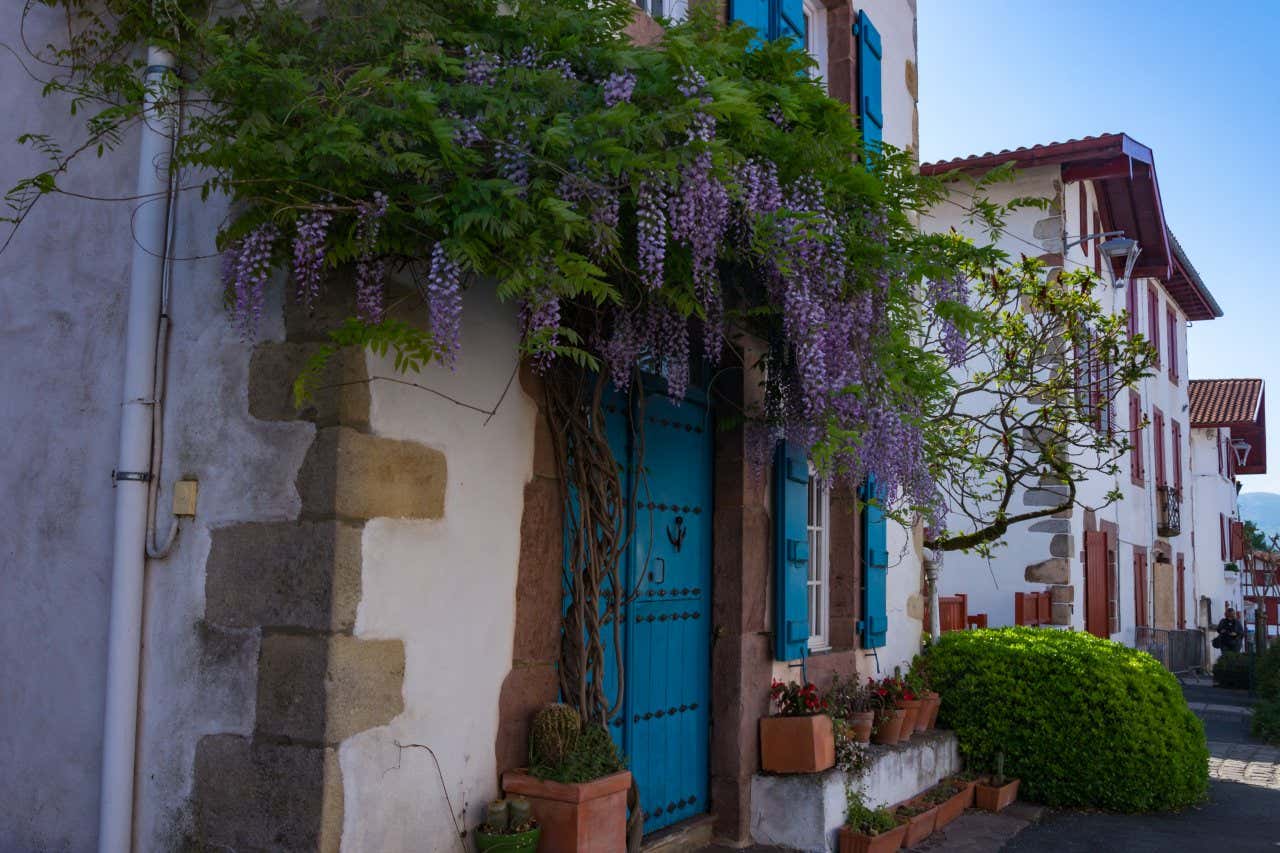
[
  {"left": 596, "top": 303, "right": 691, "bottom": 402},
  {"left": 291, "top": 208, "right": 332, "bottom": 310},
  {"left": 928, "top": 274, "right": 970, "bottom": 366},
  {"left": 669, "top": 152, "right": 729, "bottom": 360},
  {"left": 636, "top": 179, "right": 668, "bottom": 290},
  {"left": 354, "top": 192, "right": 389, "bottom": 322},
  {"left": 463, "top": 44, "right": 499, "bottom": 85},
  {"left": 496, "top": 129, "right": 530, "bottom": 194},
  {"left": 521, "top": 289, "right": 561, "bottom": 373},
  {"left": 426, "top": 243, "right": 464, "bottom": 367},
  {"left": 224, "top": 223, "right": 279, "bottom": 340},
  {"left": 449, "top": 112, "right": 484, "bottom": 148},
  {"left": 603, "top": 70, "right": 636, "bottom": 107}
]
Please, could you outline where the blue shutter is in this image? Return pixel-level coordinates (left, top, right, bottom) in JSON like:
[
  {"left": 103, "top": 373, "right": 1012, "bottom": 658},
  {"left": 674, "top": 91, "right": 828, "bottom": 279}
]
[
  {"left": 730, "top": 0, "right": 772, "bottom": 43},
  {"left": 859, "top": 475, "right": 888, "bottom": 648},
  {"left": 774, "top": 441, "right": 810, "bottom": 661},
  {"left": 778, "top": 0, "right": 807, "bottom": 47},
  {"left": 855, "top": 10, "right": 883, "bottom": 154}
]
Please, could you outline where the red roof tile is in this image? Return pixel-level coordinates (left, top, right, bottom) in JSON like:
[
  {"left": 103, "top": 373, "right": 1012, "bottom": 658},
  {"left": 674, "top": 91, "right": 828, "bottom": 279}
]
[{"left": 1188, "top": 379, "right": 1264, "bottom": 426}]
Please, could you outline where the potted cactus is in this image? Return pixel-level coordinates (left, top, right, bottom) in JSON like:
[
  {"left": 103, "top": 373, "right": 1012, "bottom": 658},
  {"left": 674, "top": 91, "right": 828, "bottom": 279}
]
[
  {"left": 760, "top": 680, "right": 836, "bottom": 773},
  {"left": 474, "top": 797, "right": 540, "bottom": 852},
  {"left": 975, "top": 751, "right": 1021, "bottom": 813},
  {"left": 501, "top": 703, "right": 630, "bottom": 853}
]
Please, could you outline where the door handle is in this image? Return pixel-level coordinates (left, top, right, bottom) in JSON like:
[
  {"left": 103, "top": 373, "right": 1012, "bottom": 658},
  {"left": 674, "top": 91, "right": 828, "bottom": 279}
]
[{"left": 649, "top": 556, "right": 666, "bottom": 584}]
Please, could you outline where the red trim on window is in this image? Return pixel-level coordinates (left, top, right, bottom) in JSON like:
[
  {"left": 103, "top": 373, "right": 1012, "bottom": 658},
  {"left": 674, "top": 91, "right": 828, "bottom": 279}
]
[
  {"left": 1166, "top": 306, "right": 1179, "bottom": 383},
  {"left": 1153, "top": 407, "right": 1166, "bottom": 488},
  {"left": 1130, "top": 391, "right": 1144, "bottom": 485},
  {"left": 1147, "top": 285, "right": 1161, "bottom": 370},
  {"left": 1171, "top": 420, "right": 1182, "bottom": 493}
]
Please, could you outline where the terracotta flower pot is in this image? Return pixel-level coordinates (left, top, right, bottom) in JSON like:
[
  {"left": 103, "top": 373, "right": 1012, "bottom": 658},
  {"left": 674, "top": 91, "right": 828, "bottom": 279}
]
[
  {"left": 837, "top": 821, "right": 908, "bottom": 853},
  {"left": 849, "top": 710, "right": 875, "bottom": 743},
  {"left": 895, "top": 699, "right": 921, "bottom": 742},
  {"left": 975, "top": 778, "right": 1021, "bottom": 813},
  {"left": 760, "top": 713, "right": 835, "bottom": 773},
  {"left": 897, "top": 803, "right": 938, "bottom": 847},
  {"left": 917, "top": 692, "right": 940, "bottom": 731},
  {"left": 870, "top": 708, "right": 905, "bottom": 745},
  {"left": 933, "top": 786, "right": 969, "bottom": 829},
  {"left": 501, "top": 769, "right": 631, "bottom": 853}
]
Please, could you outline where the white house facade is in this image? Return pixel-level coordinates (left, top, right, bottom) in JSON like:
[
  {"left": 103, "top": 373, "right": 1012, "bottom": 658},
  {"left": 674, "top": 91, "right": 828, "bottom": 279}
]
[{"left": 920, "top": 135, "right": 1233, "bottom": 658}]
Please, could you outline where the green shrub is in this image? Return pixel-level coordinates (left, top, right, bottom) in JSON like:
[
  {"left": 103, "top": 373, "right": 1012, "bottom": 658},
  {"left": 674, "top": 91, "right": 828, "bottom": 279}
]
[
  {"left": 1255, "top": 645, "right": 1280, "bottom": 701},
  {"left": 926, "top": 627, "right": 1207, "bottom": 812},
  {"left": 1213, "top": 652, "right": 1252, "bottom": 689},
  {"left": 1252, "top": 697, "right": 1280, "bottom": 744}
]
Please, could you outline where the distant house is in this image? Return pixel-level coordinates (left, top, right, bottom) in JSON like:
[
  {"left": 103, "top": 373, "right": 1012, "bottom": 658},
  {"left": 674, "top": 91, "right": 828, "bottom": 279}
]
[
  {"left": 1188, "top": 377, "right": 1269, "bottom": 648},
  {"left": 920, "top": 134, "right": 1242, "bottom": 663}
]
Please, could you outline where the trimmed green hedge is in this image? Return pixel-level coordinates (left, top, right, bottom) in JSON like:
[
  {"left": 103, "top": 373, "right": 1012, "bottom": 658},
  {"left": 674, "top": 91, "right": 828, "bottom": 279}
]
[
  {"left": 1213, "top": 652, "right": 1252, "bottom": 689},
  {"left": 927, "top": 627, "right": 1207, "bottom": 811}
]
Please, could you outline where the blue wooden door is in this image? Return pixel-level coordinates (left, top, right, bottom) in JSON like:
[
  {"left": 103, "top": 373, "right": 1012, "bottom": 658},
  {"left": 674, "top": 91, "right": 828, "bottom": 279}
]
[{"left": 604, "top": 379, "right": 713, "bottom": 833}]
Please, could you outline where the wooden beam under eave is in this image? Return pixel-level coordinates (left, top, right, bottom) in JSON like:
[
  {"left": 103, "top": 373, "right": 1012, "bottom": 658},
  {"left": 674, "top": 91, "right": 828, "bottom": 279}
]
[{"left": 1062, "top": 156, "right": 1133, "bottom": 183}]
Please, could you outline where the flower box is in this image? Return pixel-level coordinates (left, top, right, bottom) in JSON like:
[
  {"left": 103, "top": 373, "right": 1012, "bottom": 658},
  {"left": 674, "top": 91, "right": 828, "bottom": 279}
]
[
  {"left": 896, "top": 802, "right": 938, "bottom": 847},
  {"left": 975, "top": 778, "right": 1020, "bottom": 813},
  {"left": 501, "top": 769, "right": 631, "bottom": 853},
  {"left": 760, "top": 713, "right": 835, "bottom": 773},
  {"left": 933, "top": 785, "right": 969, "bottom": 829},
  {"left": 837, "top": 821, "right": 908, "bottom": 853}
]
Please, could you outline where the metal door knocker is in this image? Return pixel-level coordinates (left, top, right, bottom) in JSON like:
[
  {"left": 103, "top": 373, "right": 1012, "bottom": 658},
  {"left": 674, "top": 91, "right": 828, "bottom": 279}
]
[{"left": 667, "top": 516, "right": 687, "bottom": 552}]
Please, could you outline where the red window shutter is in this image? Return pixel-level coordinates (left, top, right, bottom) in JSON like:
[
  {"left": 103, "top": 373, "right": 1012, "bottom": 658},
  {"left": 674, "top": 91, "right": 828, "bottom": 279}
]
[
  {"left": 1232, "top": 521, "right": 1246, "bottom": 561},
  {"left": 1141, "top": 548, "right": 1152, "bottom": 627},
  {"left": 1166, "top": 307, "right": 1178, "bottom": 382},
  {"left": 1079, "top": 184, "right": 1089, "bottom": 258},
  {"left": 1172, "top": 421, "right": 1182, "bottom": 492},
  {"left": 1093, "top": 211, "right": 1103, "bottom": 276},
  {"left": 1153, "top": 409, "right": 1166, "bottom": 488},
  {"left": 1130, "top": 392, "right": 1144, "bottom": 484},
  {"left": 1221, "top": 514, "right": 1228, "bottom": 560},
  {"left": 1176, "top": 554, "right": 1186, "bottom": 629},
  {"left": 1126, "top": 270, "right": 1139, "bottom": 338},
  {"left": 1036, "top": 591, "right": 1051, "bottom": 625},
  {"left": 1148, "top": 286, "right": 1161, "bottom": 369},
  {"left": 1085, "top": 531, "right": 1108, "bottom": 637}
]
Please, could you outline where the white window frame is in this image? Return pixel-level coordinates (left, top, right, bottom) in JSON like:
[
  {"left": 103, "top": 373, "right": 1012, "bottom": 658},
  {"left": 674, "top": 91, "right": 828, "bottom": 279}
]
[
  {"left": 802, "top": 0, "right": 829, "bottom": 91},
  {"left": 634, "top": 0, "right": 687, "bottom": 23},
  {"left": 807, "top": 465, "right": 831, "bottom": 651}
]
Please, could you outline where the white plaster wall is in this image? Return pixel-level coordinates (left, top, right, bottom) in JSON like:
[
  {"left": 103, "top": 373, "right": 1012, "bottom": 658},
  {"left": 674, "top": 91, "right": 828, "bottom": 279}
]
[
  {"left": 339, "top": 286, "right": 537, "bottom": 852},
  {"left": 0, "top": 7, "right": 312, "bottom": 850}
]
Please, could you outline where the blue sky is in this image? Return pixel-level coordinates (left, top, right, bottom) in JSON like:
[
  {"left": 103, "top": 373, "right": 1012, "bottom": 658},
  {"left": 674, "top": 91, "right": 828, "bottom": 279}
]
[{"left": 919, "top": 0, "right": 1280, "bottom": 493}]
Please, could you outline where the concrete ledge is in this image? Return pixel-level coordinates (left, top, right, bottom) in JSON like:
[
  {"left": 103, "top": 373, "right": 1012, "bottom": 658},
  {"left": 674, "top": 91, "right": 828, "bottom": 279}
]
[{"left": 750, "top": 730, "right": 961, "bottom": 853}]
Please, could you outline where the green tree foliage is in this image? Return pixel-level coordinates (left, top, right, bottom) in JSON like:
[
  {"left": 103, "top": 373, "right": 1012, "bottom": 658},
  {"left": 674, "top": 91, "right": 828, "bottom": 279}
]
[{"left": 927, "top": 627, "right": 1208, "bottom": 811}]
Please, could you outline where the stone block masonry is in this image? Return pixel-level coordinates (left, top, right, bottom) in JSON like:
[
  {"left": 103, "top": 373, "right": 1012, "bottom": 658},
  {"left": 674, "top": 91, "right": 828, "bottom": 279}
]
[{"left": 189, "top": 294, "right": 443, "bottom": 851}]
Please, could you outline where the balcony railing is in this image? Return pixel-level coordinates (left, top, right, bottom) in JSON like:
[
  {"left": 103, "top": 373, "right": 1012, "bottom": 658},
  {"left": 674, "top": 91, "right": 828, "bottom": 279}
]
[{"left": 1157, "top": 485, "right": 1182, "bottom": 537}]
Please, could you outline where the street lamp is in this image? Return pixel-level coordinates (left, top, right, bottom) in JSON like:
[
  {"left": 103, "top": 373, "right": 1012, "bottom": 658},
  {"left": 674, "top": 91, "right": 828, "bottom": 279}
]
[
  {"left": 1098, "top": 237, "right": 1142, "bottom": 289},
  {"left": 1232, "top": 439, "right": 1253, "bottom": 469}
]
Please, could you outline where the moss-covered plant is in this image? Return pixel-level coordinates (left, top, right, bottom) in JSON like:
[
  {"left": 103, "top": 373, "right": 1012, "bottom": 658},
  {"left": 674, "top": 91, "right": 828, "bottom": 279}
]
[
  {"left": 926, "top": 627, "right": 1207, "bottom": 811},
  {"left": 528, "top": 704, "right": 624, "bottom": 784}
]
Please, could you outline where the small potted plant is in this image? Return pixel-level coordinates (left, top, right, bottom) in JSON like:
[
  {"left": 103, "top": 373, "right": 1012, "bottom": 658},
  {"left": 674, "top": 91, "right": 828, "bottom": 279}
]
[
  {"left": 868, "top": 677, "right": 908, "bottom": 745},
  {"left": 894, "top": 799, "right": 938, "bottom": 847},
  {"left": 975, "top": 751, "right": 1021, "bottom": 813},
  {"left": 825, "top": 674, "right": 881, "bottom": 743},
  {"left": 760, "top": 679, "right": 836, "bottom": 773},
  {"left": 907, "top": 654, "right": 940, "bottom": 732},
  {"left": 501, "top": 704, "right": 631, "bottom": 853},
  {"left": 474, "top": 797, "right": 540, "bottom": 852},
  {"left": 838, "top": 790, "right": 908, "bottom": 853}
]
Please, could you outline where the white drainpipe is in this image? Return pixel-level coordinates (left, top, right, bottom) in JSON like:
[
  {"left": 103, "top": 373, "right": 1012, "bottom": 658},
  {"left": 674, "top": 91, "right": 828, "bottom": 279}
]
[{"left": 98, "top": 46, "right": 176, "bottom": 853}]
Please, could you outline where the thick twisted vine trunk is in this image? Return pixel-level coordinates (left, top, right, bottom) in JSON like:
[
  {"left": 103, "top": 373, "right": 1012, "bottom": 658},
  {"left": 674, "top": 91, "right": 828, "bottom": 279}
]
[{"left": 543, "top": 360, "right": 646, "bottom": 848}]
